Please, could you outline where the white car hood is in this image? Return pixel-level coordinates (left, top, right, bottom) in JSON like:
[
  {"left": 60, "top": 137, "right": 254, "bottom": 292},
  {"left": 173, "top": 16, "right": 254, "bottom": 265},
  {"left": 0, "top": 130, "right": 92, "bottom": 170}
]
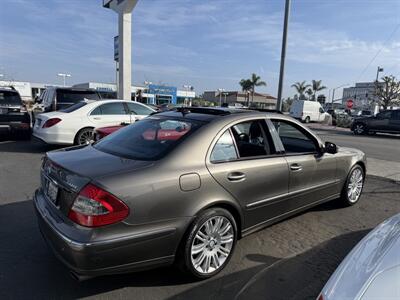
[{"left": 320, "top": 213, "right": 400, "bottom": 300}]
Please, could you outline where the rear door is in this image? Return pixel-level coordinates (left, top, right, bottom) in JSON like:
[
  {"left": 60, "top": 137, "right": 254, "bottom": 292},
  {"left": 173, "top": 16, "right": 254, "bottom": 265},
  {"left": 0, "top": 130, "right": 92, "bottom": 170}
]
[
  {"left": 389, "top": 110, "right": 400, "bottom": 132},
  {"left": 370, "top": 111, "right": 391, "bottom": 131},
  {"left": 88, "top": 102, "right": 130, "bottom": 127},
  {"left": 206, "top": 118, "right": 289, "bottom": 229},
  {"left": 270, "top": 118, "right": 338, "bottom": 209}
]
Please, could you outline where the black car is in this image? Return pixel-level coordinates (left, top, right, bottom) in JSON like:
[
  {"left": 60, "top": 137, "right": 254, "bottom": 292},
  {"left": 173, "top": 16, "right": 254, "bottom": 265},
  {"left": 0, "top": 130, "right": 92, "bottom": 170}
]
[
  {"left": 0, "top": 87, "right": 31, "bottom": 139},
  {"left": 36, "top": 87, "right": 101, "bottom": 112},
  {"left": 351, "top": 110, "right": 400, "bottom": 135}
]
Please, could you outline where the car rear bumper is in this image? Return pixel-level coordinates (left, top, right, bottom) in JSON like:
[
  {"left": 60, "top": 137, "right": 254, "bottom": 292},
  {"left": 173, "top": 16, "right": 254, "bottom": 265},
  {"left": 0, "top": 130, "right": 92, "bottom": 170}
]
[
  {"left": 0, "top": 122, "right": 30, "bottom": 134},
  {"left": 32, "top": 130, "right": 73, "bottom": 145},
  {"left": 33, "top": 189, "right": 187, "bottom": 277}
]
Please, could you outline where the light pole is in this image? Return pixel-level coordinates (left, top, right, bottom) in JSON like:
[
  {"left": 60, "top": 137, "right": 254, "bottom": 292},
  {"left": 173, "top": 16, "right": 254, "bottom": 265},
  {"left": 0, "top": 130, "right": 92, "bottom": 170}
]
[
  {"left": 375, "top": 66, "right": 384, "bottom": 82},
  {"left": 57, "top": 73, "right": 71, "bottom": 87},
  {"left": 331, "top": 83, "right": 349, "bottom": 103},
  {"left": 217, "top": 88, "right": 225, "bottom": 106},
  {"left": 183, "top": 85, "right": 193, "bottom": 106},
  {"left": 276, "top": 0, "right": 291, "bottom": 112}
]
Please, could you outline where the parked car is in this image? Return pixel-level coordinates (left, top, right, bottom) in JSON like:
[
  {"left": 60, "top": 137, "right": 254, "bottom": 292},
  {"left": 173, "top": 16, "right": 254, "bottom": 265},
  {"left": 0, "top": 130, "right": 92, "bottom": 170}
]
[
  {"left": 355, "top": 110, "right": 373, "bottom": 117},
  {"left": 34, "top": 107, "right": 366, "bottom": 280},
  {"left": 351, "top": 110, "right": 400, "bottom": 135},
  {"left": 93, "top": 124, "right": 125, "bottom": 141},
  {"left": 318, "top": 213, "right": 400, "bottom": 300},
  {"left": 33, "top": 100, "right": 155, "bottom": 145},
  {"left": 0, "top": 87, "right": 31, "bottom": 139},
  {"left": 35, "top": 87, "right": 101, "bottom": 112},
  {"left": 290, "top": 100, "right": 330, "bottom": 123}
]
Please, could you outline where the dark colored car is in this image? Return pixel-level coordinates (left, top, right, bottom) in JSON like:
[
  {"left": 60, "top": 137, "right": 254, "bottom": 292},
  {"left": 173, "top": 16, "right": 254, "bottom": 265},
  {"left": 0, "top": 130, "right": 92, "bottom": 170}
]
[
  {"left": 34, "top": 107, "right": 366, "bottom": 280},
  {"left": 37, "top": 87, "right": 101, "bottom": 112},
  {"left": 0, "top": 87, "right": 31, "bottom": 139},
  {"left": 351, "top": 110, "right": 400, "bottom": 135}
]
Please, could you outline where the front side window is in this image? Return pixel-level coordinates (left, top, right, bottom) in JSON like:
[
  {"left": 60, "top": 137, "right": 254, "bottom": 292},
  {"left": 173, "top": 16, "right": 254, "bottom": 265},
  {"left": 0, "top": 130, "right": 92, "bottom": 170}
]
[
  {"left": 94, "top": 117, "right": 203, "bottom": 160},
  {"left": 127, "top": 102, "right": 153, "bottom": 115},
  {"left": 272, "top": 120, "right": 317, "bottom": 154},
  {"left": 210, "top": 130, "right": 238, "bottom": 162}
]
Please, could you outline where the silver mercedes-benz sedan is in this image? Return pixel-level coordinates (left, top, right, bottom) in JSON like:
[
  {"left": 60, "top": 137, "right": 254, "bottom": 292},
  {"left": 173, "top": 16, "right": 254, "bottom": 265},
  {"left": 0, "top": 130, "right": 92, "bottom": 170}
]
[{"left": 34, "top": 107, "right": 366, "bottom": 280}]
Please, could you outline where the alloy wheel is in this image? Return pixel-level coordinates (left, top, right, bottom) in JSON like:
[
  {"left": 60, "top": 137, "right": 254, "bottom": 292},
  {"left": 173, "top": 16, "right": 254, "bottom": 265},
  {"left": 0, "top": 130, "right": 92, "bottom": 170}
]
[
  {"left": 78, "top": 129, "right": 94, "bottom": 145},
  {"left": 354, "top": 124, "right": 365, "bottom": 135},
  {"left": 347, "top": 168, "right": 363, "bottom": 203},
  {"left": 190, "top": 216, "right": 234, "bottom": 274}
]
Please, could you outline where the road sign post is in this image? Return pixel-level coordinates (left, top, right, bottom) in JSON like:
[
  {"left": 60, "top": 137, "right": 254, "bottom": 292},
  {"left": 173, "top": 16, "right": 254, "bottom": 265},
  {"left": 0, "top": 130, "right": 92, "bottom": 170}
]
[{"left": 103, "top": 0, "right": 138, "bottom": 100}]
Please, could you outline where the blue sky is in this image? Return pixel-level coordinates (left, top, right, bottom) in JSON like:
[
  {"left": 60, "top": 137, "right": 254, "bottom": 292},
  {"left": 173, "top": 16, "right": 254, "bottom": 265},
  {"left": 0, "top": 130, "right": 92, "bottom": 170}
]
[{"left": 0, "top": 0, "right": 399, "bottom": 98}]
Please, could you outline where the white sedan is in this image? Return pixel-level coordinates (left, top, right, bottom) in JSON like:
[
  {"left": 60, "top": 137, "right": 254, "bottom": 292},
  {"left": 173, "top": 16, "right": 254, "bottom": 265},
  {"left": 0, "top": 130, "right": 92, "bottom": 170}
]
[
  {"left": 33, "top": 100, "right": 155, "bottom": 145},
  {"left": 318, "top": 213, "right": 400, "bottom": 300}
]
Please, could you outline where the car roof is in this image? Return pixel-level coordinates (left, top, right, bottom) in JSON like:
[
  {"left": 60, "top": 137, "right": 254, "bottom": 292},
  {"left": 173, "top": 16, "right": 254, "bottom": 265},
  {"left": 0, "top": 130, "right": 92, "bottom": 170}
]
[{"left": 154, "top": 107, "right": 284, "bottom": 122}]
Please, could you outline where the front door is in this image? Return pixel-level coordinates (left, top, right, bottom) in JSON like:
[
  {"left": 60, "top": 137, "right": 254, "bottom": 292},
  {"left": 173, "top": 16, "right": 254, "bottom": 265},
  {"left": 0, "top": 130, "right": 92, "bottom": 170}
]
[
  {"left": 270, "top": 119, "right": 338, "bottom": 210},
  {"left": 206, "top": 119, "right": 289, "bottom": 229}
]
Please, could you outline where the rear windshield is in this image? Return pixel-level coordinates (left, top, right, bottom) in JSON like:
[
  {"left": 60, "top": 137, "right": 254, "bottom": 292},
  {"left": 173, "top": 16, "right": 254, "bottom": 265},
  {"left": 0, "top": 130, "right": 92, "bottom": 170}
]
[
  {"left": 0, "top": 91, "right": 22, "bottom": 105},
  {"left": 57, "top": 90, "right": 100, "bottom": 104},
  {"left": 94, "top": 117, "right": 204, "bottom": 160},
  {"left": 59, "top": 101, "right": 88, "bottom": 113}
]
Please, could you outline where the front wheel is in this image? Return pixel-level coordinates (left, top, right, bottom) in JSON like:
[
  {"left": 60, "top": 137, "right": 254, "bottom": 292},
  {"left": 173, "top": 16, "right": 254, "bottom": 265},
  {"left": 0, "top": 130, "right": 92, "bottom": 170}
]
[
  {"left": 304, "top": 116, "right": 311, "bottom": 123},
  {"left": 353, "top": 123, "right": 366, "bottom": 135},
  {"left": 340, "top": 164, "right": 365, "bottom": 206},
  {"left": 179, "top": 208, "right": 237, "bottom": 279}
]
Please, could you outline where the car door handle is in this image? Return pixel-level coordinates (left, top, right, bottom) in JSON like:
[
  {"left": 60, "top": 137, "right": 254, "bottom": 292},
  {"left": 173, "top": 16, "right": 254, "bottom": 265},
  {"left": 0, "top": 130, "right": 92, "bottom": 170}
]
[
  {"left": 93, "top": 117, "right": 101, "bottom": 120},
  {"left": 290, "top": 164, "right": 303, "bottom": 171},
  {"left": 227, "top": 172, "right": 246, "bottom": 181}
]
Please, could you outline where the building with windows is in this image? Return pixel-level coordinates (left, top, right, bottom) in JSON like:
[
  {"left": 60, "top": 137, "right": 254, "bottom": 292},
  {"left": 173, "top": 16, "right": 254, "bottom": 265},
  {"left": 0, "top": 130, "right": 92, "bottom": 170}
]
[
  {"left": 342, "top": 82, "right": 383, "bottom": 108},
  {"left": 203, "top": 90, "right": 277, "bottom": 109}
]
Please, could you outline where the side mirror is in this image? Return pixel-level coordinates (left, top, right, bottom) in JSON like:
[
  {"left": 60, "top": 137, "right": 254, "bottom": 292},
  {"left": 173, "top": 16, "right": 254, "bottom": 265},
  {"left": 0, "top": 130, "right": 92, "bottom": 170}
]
[{"left": 324, "top": 141, "right": 337, "bottom": 154}]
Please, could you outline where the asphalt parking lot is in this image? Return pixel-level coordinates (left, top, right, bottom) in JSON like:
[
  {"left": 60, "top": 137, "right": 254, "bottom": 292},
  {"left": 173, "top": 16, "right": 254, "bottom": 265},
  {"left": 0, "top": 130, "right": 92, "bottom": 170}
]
[{"left": 0, "top": 135, "right": 399, "bottom": 300}]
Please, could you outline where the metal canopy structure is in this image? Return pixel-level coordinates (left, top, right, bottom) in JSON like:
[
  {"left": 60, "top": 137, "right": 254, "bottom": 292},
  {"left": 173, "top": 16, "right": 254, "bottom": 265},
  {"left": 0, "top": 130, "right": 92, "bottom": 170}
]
[{"left": 103, "top": 0, "right": 138, "bottom": 100}]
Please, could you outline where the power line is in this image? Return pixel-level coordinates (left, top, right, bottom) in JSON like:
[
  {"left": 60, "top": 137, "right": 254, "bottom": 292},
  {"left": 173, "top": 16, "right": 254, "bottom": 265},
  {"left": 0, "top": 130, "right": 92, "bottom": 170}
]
[{"left": 354, "top": 22, "right": 400, "bottom": 83}]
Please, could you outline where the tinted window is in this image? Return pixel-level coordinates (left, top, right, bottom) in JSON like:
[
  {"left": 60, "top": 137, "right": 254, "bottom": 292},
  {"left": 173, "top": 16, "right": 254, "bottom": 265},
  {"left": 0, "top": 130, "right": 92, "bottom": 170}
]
[
  {"left": 56, "top": 89, "right": 100, "bottom": 104},
  {"left": 377, "top": 111, "right": 392, "bottom": 119},
  {"left": 99, "top": 103, "right": 127, "bottom": 115},
  {"left": 230, "top": 120, "right": 274, "bottom": 158},
  {"left": 127, "top": 102, "right": 153, "bottom": 115},
  {"left": 272, "top": 120, "right": 317, "bottom": 153},
  {"left": 210, "top": 130, "right": 238, "bottom": 162},
  {"left": 393, "top": 110, "right": 400, "bottom": 120},
  {"left": 94, "top": 117, "right": 203, "bottom": 160},
  {"left": 0, "top": 91, "right": 22, "bottom": 105},
  {"left": 60, "top": 102, "right": 87, "bottom": 113}
]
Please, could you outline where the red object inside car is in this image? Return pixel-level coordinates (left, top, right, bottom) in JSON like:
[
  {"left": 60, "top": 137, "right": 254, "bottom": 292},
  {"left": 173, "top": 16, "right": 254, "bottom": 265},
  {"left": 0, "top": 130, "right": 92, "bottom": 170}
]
[{"left": 142, "top": 128, "right": 189, "bottom": 141}]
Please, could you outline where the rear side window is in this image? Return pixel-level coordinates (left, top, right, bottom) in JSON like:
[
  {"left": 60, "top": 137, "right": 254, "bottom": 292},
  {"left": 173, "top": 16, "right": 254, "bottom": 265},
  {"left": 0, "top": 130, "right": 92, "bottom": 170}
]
[
  {"left": 272, "top": 120, "right": 317, "bottom": 154},
  {"left": 0, "top": 91, "right": 22, "bottom": 105},
  {"left": 93, "top": 103, "right": 127, "bottom": 115},
  {"left": 126, "top": 102, "right": 153, "bottom": 115},
  {"left": 56, "top": 90, "right": 100, "bottom": 104},
  {"left": 210, "top": 130, "right": 238, "bottom": 162}
]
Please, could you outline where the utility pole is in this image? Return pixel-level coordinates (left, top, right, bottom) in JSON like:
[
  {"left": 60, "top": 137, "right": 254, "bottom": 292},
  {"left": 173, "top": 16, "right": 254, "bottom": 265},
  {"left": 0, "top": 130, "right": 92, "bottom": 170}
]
[
  {"left": 375, "top": 66, "right": 384, "bottom": 82},
  {"left": 276, "top": 0, "right": 291, "bottom": 112}
]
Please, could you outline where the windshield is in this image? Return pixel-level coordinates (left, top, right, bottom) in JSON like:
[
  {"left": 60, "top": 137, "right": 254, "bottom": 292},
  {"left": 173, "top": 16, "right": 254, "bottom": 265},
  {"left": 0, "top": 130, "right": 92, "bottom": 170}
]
[
  {"left": 94, "top": 116, "right": 204, "bottom": 160},
  {"left": 59, "top": 101, "right": 88, "bottom": 113},
  {"left": 0, "top": 91, "right": 22, "bottom": 105},
  {"left": 57, "top": 89, "right": 100, "bottom": 104}
]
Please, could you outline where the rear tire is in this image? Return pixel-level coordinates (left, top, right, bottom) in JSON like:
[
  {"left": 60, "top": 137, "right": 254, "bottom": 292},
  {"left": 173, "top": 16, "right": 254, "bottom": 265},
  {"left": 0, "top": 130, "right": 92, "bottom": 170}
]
[
  {"left": 340, "top": 164, "right": 365, "bottom": 206},
  {"left": 178, "top": 208, "right": 237, "bottom": 279},
  {"left": 353, "top": 123, "right": 366, "bottom": 135},
  {"left": 74, "top": 127, "right": 94, "bottom": 145},
  {"left": 304, "top": 116, "right": 311, "bottom": 123}
]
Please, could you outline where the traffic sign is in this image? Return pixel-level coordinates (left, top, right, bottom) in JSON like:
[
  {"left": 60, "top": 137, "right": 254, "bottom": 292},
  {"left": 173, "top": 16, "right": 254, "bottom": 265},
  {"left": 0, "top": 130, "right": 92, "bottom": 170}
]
[{"left": 346, "top": 99, "right": 354, "bottom": 109}]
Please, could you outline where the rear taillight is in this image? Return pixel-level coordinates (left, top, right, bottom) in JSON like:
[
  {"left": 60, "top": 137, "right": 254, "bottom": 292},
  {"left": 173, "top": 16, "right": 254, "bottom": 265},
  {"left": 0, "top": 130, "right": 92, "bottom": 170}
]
[
  {"left": 42, "top": 118, "right": 61, "bottom": 128},
  {"left": 68, "top": 184, "right": 129, "bottom": 227}
]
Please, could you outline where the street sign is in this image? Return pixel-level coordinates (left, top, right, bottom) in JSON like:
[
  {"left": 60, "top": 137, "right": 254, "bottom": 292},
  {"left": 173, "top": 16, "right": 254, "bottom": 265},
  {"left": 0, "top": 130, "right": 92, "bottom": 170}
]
[
  {"left": 114, "top": 35, "right": 119, "bottom": 62},
  {"left": 346, "top": 99, "right": 354, "bottom": 109}
]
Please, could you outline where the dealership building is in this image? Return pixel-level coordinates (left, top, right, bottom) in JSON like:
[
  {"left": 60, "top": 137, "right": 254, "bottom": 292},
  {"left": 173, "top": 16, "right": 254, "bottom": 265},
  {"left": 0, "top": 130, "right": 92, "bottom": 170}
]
[{"left": 0, "top": 80, "right": 195, "bottom": 105}]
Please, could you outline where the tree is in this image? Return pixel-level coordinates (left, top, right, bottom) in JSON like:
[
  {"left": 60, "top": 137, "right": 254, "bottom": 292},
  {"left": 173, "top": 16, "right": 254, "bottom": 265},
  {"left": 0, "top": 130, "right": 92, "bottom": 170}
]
[
  {"left": 311, "top": 80, "right": 326, "bottom": 101},
  {"left": 305, "top": 88, "right": 313, "bottom": 100},
  {"left": 239, "top": 79, "right": 252, "bottom": 106},
  {"left": 291, "top": 81, "right": 310, "bottom": 100},
  {"left": 374, "top": 75, "right": 400, "bottom": 109},
  {"left": 240, "top": 73, "right": 266, "bottom": 105},
  {"left": 282, "top": 97, "right": 294, "bottom": 112}
]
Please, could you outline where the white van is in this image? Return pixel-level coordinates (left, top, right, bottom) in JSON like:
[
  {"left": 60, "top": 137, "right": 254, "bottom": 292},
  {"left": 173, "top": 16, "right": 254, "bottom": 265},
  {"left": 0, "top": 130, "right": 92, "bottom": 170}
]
[{"left": 290, "top": 100, "right": 330, "bottom": 123}]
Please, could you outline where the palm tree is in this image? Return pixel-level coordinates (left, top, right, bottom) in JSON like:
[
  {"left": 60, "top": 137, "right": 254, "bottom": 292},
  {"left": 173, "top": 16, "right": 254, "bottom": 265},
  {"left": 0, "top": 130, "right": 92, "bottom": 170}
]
[
  {"left": 291, "top": 81, "right": 310, "bottom": 100},
  {"left": 249, "top": 73, "right": 266, "bottom": 104},
  {"left": 239, "top": 79, "right": 252, "bottom": 106},
  {"left": 305, "top": 88, "right": 313, "bottom": 100},
  {"left": 311, "top": 80, "right": 326, "bottom": 101}
]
